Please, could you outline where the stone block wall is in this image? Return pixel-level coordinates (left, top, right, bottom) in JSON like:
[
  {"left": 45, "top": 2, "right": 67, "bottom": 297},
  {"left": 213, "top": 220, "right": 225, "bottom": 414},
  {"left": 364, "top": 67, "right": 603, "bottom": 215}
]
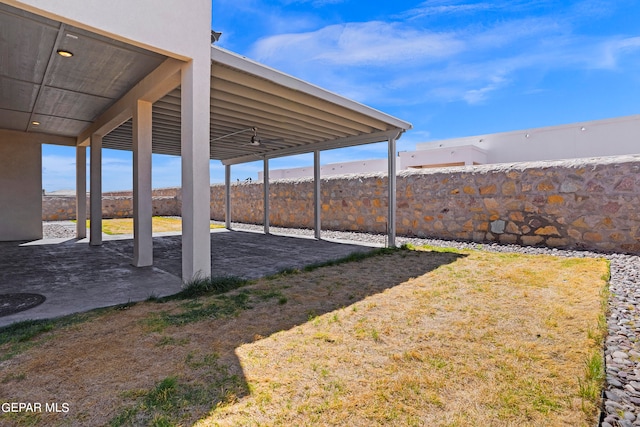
[
  {"left": 394, "top": 157, "right": 640, "bottom": 253},
  {"left": 42, "top": 155, "right": 640, "bottom": 254},
  {"left": 101, "top": 188, "right": 180, "bottom": 198},
  {"left": 214, "top": 155, "right": 640, "bottom": 254},
  {"left": 42, "top": 194, "right": 180, "bottom": 220}
]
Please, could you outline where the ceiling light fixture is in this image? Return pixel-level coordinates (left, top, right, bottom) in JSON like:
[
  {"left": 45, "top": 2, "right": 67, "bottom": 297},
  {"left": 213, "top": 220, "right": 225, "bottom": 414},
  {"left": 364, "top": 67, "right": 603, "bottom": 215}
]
[
  {"left": 31, "top": 121, "right": 40, "bottom": 126},
  {"left": 210, "top": 126, "right": 282, "bottom": 147},
  {"left": 249, "top": 128, "right": 261, "bottom": 146},
  {"left": 56, "top": 49, "right": 73, "bottom": 58}
]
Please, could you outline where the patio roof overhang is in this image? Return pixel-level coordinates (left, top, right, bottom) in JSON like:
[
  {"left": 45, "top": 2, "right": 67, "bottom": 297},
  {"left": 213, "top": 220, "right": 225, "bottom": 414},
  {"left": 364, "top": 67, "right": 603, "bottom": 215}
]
[
  {"left": 100, "top": 46, "right": 413, "bottom": 165},
  {"left": 0, "top": 3, "right": 411, "bottom": 163},
  {"left": 1, "top": 1, "right": 411, "bottom": 276}
]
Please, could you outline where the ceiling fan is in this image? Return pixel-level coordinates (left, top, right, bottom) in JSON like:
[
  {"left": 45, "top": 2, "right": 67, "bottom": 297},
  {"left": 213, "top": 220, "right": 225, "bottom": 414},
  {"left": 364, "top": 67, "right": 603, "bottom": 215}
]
[{"left": 211, "top": 127, "right": 283, "bottom": 147}]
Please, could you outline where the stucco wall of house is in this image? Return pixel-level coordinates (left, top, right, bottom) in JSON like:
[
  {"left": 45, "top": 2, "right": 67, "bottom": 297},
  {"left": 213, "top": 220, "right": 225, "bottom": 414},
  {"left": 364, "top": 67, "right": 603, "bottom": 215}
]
[
  {"left": 262, "top": 115, "right": 640, "bottom": 179},
  {"left": 0, "top": 139, "right": 42, "bottom": 240},
  {"left": 7, "top": 0, "right": 211, "bottom": 61},
  {"left": 417, "top": 114, "right": 640, "bottom": 164}
]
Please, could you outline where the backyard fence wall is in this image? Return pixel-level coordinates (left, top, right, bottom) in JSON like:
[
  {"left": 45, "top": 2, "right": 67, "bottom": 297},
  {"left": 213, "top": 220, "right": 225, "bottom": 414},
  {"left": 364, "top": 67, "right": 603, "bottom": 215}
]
[
  {"left": 42, "top": 188, "right": 180, "bottom": 221},
  {"left": 43, "top": 155, "right": 640, "bottom": 254}
]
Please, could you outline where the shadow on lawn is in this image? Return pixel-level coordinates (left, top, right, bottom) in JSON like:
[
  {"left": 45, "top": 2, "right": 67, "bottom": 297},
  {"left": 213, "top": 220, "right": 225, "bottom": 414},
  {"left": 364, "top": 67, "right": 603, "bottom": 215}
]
[
  {"left": 0, "top": 241, "right": 465, "bottom": 426},
  {"left": 126, "top": 247, "right": 467, "bottom": 426}
]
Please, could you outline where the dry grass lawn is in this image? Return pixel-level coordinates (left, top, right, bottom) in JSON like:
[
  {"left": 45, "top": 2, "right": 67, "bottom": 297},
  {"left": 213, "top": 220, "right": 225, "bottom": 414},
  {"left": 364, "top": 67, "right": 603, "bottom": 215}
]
[
  {"left": 0, "top": 246, "right": 608, "bottom": 426},
  {"left": 85, "top": 216, "right": 224, "bottom": 235}
]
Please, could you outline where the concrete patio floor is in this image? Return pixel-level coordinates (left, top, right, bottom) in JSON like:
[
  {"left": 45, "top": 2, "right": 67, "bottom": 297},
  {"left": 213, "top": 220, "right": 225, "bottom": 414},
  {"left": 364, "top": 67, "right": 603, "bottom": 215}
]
[{"left": 0, "top": 229, "right": 380, "bottom": 328}]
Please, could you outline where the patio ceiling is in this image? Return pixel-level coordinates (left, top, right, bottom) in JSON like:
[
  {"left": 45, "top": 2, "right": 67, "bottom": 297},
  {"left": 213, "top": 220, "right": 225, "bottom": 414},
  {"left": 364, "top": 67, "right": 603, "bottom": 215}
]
[
  {"left": 208, "top": 48, "right": 412, "bottom": 165},
  {"left": 102, "top": 47, "right": 412, "bottom": 165},
  {"left": 0, "top": 3, "right": 167, "bottom": 141},
  {"left": 1, "top": 3, "right": 412, "bottom": 164}
]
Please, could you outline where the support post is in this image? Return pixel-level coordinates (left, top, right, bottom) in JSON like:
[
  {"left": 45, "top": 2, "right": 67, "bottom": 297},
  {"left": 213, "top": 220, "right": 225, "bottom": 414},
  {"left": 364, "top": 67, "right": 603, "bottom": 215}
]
[
  {"left": 75, "top": 146, "right": 86, "bottom": 239},
  {"left": 181, "top": 60, "right": 212, "bottom": 280},
  {"left": 263, "top": 157, "right": 270, "bottom": 235},
  {"left": 225, "top": 164, "right": 231, "bottom": 229},
  {"left": 314, "top": 150, "right": 321, "bottom": 240},
  {"left": 387, "top": 136, "right": 397, "bottom": 247},
  {"left": 133, "top": 99, "right": 153, "bottom": 267},
  {"left": 90, "top": 134, "right": 102, "bottom": 246}
]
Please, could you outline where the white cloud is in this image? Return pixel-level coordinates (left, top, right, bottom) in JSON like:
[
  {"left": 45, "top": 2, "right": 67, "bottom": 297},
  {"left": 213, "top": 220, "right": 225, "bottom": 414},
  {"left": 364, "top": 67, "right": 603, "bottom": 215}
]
[
  {"left": 42, "top": 154, "right": 77, "bottom": 192},
  {"left": 248, "top": 2, "right": 640, "bottom": 108},
  {"left": 249, "top": 17, "right": 561, "bottom": 106},
  {"left": 213, "top": 0, "right": 323, "bottom": 51},
  {"left": 463, "top": 75, "right": 509, "bottom": 104},
  {"left": 42, "top": 154, "right": 76, "bottom": 175},
  {"left": 398, "top": 1, "right": 495, "bottom": 20},
  {"left": 595, "top": 36, "right": 640, "bottom": 69},
  {"left": 253, "top": 21, "right": 464, "bottom": 67}
]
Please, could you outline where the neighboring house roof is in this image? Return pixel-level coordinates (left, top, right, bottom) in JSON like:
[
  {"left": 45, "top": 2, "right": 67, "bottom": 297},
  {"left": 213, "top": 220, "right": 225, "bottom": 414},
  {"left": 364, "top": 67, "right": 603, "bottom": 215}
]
[{"left": 0, "top": 3, "right": 412, "bottom": 164}]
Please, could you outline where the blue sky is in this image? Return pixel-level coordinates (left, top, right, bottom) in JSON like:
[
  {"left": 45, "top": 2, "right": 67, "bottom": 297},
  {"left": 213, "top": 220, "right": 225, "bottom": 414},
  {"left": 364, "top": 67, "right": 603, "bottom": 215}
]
[{"left": 43, "top": 0, "right": 640, "bottom": 191}]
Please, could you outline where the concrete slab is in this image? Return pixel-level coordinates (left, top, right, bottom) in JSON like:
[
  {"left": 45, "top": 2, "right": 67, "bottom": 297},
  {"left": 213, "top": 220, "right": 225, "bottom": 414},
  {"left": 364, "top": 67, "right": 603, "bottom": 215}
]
[
  {"left": 0, "top": 238, "right": 182, "bottom": 327},
  {"left": 0, "top": 230, "right": 377, "bottom": 327}
]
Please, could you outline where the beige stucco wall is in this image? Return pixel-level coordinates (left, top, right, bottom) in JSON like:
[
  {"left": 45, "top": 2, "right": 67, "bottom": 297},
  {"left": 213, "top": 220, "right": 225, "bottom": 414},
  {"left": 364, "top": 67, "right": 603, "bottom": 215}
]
[
  {"left": 7, "top": 0, "right": 211, "bottom": 61},
  {"left": 0, "top": 139, "right": 42, "bottom": 240},
  {"left": 417, "top": 114, "right": 640, "bottom": 164}
]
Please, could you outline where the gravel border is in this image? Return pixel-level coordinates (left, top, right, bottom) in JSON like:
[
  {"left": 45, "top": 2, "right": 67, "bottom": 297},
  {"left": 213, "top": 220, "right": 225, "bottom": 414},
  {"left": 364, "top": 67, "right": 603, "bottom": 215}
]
[
  {"left": 42, "top": 221, "right": 78, "bottom": 239},
  {"left": 44, "top": 220, "right": 640, "bottom": 425}
]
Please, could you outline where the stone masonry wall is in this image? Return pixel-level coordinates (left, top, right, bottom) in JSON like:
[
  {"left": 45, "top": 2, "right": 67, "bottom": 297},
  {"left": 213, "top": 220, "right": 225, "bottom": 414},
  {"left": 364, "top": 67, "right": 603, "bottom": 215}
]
[
  {"left": 42, "top": 192, "right": 180, "bottom": 221},
  {"left": 212, "top": 155, "right": 640, "bottom": 254},
  {"left": 393, "top": 157, "right": 640, "bottom": 253},
  {"left": 43, "top": 156, "right": 640, "bottom": 254}
]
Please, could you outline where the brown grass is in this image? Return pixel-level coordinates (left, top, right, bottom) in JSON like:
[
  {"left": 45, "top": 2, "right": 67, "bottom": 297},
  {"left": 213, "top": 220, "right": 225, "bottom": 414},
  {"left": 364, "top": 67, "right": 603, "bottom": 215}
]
[
  {"left": 0, "top": 247, "right": 608, "bottom": 426},
  {"left": 85, "top": 216, "right": 224, "bottom": 235}
]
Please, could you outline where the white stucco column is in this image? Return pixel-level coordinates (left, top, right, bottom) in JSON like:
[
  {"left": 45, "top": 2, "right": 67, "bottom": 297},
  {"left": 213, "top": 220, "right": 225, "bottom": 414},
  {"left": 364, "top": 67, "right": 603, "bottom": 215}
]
[
  {"left": 181, "top": 59, "right": 211, "bottom": 280},
  {"left": 263, "top": 157, "right": 270, "bottom": 235},
  {"left": 75, "top": 146, "right": 87, "bottom": 239},
  {"left": 387, "top": 136, "right": 397, "bottom": 247},
  {"left": 225, "top": 164, "right": 231, "bottom": 229},
  {"left": 90, "top": 134, "right": 102, "bottom": 246},
  {"left": 314, "top": 150, "right": 321, "bottom": 240},
  {"left": 133, "top": 99, "right": 153, "bottom": 267}
]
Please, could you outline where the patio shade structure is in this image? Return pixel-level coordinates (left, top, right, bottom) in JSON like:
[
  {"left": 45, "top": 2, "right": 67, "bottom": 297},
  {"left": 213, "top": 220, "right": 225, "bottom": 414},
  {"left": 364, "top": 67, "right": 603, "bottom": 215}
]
[
  {"left": 0, "top": 2, "right": 412, "bottom": 279},
  {"left": 103, "top": 46, "right": 413, "bottom": 243},
  {"left": 104, "top": 47, "right": 412, "bottom": 164}
]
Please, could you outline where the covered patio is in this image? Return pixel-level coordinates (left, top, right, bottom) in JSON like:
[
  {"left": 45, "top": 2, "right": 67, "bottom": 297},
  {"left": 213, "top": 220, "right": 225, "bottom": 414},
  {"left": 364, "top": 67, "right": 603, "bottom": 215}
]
[
  {"left": 0, "top": 2, "right": 411, "bottom": 305},
  {"left": 0, "top": 228, "right": 380, "bottom": 327}
]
